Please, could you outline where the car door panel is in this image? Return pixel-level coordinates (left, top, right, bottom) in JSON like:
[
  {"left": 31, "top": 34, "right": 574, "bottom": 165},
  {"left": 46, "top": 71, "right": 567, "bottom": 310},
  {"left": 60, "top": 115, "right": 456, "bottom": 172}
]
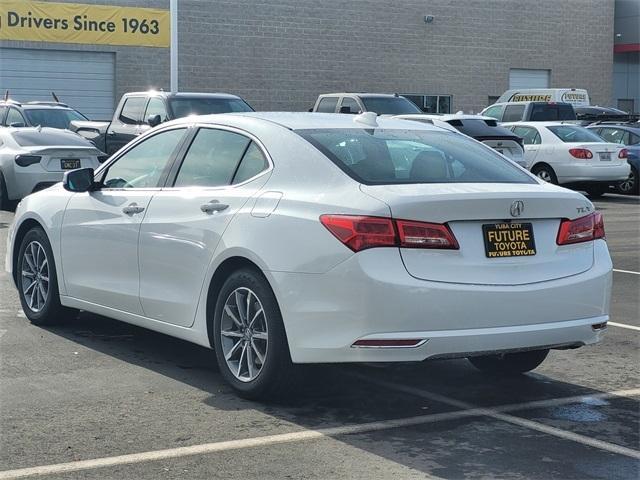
[
  {"left": 138, "top": 177, "right": 268, "bottom": 325},
  {"left": 61, "top": 190, "right": 155, "bottom": 314}
]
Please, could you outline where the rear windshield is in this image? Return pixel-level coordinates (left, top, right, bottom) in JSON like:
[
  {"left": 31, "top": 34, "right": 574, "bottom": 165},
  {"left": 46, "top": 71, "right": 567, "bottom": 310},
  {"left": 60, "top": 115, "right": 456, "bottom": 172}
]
[
  {"left": 547, "top": 126, "right": 604, "bottom": 143},
  {"left": 448, "top": 119, "right": 518, "bottom": 139},
  {"left": 361, "top": 97, "right": 422, "bottom": 115},
  {"left": 12, "top": 130, "right": 92, "bottom": 147},
  {"left": 169, "top": 98, "right": 254, "bottom": 117},
  {"left": 24, "top": 108, "right": 87, "bottom": 129},
  {"left": 530, "top": 104, "right": 575, "bottom": 121},
  {"left": 296, "top": 129, "right": 535, "bottom": 185}
]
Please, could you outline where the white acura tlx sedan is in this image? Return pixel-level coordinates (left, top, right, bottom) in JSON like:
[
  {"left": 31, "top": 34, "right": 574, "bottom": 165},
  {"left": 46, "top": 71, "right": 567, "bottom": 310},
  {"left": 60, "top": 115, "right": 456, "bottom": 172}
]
[{"left": 6, "top": 112, "right": 612, "bottom": 399}]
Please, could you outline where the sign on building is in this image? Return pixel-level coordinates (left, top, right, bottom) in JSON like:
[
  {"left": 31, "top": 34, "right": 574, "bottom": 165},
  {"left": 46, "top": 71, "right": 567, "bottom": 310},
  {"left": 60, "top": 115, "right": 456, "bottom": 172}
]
[{"left": 0, "top": 0, "right": 169, "bottom": 48}]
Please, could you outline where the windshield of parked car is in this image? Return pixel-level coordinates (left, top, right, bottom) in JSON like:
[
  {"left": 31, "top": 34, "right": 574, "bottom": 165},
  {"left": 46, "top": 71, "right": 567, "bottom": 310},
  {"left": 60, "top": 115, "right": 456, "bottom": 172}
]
[
  {"left": 23, "top": 108, "right": 87, "bottom": 129},
  {"left": 360, "top": 97, "right": 422, "bottom": 115},
  {"left": 547, "top": 125, "right": 605, "bottom": 143},
  {"left": 168, "top": 98, "right": 254, "bottom": 117},
  {"left": 12, "top": 129, "right": 92, "bottom": 147},
  {"left": 296, "top": 128, "right": 535, "bottom": 185}
]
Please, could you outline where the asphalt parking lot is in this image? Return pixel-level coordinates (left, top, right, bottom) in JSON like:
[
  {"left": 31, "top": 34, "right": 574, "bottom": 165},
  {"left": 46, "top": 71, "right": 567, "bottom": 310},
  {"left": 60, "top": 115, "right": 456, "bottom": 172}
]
[{"left": 0, "top": 195, "right": 638, "bottom": 480}]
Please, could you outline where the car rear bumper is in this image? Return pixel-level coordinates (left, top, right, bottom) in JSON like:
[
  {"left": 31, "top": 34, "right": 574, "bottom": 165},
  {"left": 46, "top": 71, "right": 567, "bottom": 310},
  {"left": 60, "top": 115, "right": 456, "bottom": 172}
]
[
  {"left": 556, "top": 163, "right": 630, "bottom": 184},
  {"left": 271, "top": 240, "right": 612, "bottom": 363}
]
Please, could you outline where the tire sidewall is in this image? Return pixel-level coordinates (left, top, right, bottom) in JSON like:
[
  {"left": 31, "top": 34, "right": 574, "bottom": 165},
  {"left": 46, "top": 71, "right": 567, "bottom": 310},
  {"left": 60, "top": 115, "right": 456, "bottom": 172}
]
[
  {"left": 212, "top": 269, "right": 290, "bottom": 397},
  {"left": 17, "top": 227, "right": 60, "bottom": 324}
]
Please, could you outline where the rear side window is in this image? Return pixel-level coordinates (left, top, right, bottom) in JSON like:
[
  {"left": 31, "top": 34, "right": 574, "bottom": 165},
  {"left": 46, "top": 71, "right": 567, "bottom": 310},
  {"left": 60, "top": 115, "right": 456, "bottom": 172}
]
[
  {"left": 547, "top": 126, "right": 604, "bottom": 143},
  {"left": 119, "top": 97, "right": 146, "bottom": 124},
  {"left": 502, "top": 105, "right": 525, "bottom": 122},
  {"left": 316, "top": 97, "right": 338, "bottom": 113},
  {"left": 512, "top": 126, "right": 541, "bottom": 145},
  {"left": 174, "top": 128, "right": 251, "bottom": 187},
  {"left": 598, "top": 128, "right": 628, "bottom": 145},
  {"left": 482, "top": 105, "right": 503, "bottom": 120},
  {"left": 296, "top": 128, "right": 535, "bottom": 185},
  {"left": 232, "top": 142, "right": 269, "bottom": 184}
]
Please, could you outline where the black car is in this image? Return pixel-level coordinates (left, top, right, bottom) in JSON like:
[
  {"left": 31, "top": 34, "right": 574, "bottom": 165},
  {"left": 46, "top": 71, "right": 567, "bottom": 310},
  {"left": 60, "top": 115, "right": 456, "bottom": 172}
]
[{"left": 574, "top": 106, "right": 634, "bottom": 126}]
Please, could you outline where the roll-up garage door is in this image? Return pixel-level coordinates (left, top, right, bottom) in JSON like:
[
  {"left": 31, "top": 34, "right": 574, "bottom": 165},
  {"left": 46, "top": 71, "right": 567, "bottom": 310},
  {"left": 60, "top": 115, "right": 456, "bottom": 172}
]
[
  {"left": 509, "top": 69, "right": 550, "bottom": 89},
  {"left": 0, "top": 48, "right": 115, "bottom": 120}
]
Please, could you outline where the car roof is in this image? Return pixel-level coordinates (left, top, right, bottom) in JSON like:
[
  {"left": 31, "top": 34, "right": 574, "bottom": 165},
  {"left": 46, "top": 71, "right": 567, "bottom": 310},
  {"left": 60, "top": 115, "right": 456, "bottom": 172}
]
[
  {"left": 124, "top": 91, "right": 244, "bottom": 100},
  {"left": 501, "top": 121, "right": 583, "bottom": 128},
  {"left": 586, "top": 123, "right": 640, "bottom": 132},
  {"left": 0, "top": 101, "right": 74, "bottom": 110},
  {"left": 168, "top": 112, "right": 443, "bottom": 131},
  {"left": 396, "top": 113, "right": 497, "bottom": 121},
  {"left": 319, "top": 93, "right": 403, "bottom": 99}
]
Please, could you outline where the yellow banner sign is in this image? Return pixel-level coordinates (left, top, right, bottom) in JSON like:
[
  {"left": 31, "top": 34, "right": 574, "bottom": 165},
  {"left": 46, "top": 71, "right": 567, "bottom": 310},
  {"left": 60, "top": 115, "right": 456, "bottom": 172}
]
[{"left": 0, "top": 0, "right": 169, "bottom": 47}]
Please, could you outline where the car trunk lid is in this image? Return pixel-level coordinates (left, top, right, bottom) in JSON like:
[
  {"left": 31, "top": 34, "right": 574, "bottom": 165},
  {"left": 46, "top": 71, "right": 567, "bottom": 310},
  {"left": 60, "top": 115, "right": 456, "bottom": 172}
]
[{"left": 360, "top": 182, "right": 595, "bottom": 285}]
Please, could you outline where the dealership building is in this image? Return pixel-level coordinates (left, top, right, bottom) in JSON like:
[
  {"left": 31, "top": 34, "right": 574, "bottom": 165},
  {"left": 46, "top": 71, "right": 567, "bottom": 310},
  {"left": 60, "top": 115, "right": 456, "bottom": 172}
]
[{"left": 0, "top": 0, "right": 635, "bottom": 119}]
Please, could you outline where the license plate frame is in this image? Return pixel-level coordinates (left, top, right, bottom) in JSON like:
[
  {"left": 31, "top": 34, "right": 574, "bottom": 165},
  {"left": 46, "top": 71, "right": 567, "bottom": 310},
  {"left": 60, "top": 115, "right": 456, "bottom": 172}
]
[
  {"left": 482, "top": 222, "right": 536, "bottom": 258},
  {"left": 60, "top": 158, "right": 81, "bottom": 170}
]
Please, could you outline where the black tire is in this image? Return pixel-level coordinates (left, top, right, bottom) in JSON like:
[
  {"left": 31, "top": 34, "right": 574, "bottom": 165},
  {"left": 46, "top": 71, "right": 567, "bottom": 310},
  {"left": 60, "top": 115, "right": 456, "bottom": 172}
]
[
  {"left": 585, "top": 185, "right": 607, "bottom": 198},
  {"left": 0, "top": 171, "right": 9, "bottom": 211},
  {"left": 468, "top": 349, "right": 549, "bottom": 374},
  {"left": 531, "top": 164, "right": 558, "bottom": 185},
  {"left": 616, "top": 166, "right": 638, "bottom": 195},
  {"left": 16, "top": 227, "right": 76, "bottom": 326},
  {"left": 213, "top": 268, "right": 297, "bottom": 400}
]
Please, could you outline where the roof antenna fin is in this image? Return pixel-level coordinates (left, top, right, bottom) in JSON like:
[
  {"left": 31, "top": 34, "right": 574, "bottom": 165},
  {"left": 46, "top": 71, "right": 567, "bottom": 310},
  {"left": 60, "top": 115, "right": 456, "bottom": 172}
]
[{"left": 353, "top": 111, "right": 379, "bottom": 128}]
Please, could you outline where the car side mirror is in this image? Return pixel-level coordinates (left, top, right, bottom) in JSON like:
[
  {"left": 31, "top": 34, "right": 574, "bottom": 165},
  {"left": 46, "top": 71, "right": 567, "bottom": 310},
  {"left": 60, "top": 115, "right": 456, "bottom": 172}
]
[
  {"left": 63, "top": 167, "right": 95, "bottom": 192},
  {"left": 9, "top": 122, "right": 25, "bottom": 128},
  {"left": 147, "top": 114, "right": 162, "bottom": 127}
]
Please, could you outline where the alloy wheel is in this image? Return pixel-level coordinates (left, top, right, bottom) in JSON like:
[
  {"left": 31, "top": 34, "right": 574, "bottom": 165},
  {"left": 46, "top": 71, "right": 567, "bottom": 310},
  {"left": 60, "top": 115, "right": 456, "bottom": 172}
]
[
  {"left": 618, "top": 169, "right": 636, "bottom": 194},
  {"left": 220, "top": 287, "right": 268, "bottom": 382},
  {"left": 21, "top": 241, "right": 49, "bottom": 312},
  {"left": 536, "top": 170, "right": 552, "bottom": 182}
]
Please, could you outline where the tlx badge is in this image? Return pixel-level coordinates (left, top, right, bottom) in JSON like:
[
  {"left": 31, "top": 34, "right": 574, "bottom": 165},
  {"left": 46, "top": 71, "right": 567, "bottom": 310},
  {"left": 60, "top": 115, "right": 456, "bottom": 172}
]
[{"left": 510, "top": 200, "right": 524, "bottom": 217}]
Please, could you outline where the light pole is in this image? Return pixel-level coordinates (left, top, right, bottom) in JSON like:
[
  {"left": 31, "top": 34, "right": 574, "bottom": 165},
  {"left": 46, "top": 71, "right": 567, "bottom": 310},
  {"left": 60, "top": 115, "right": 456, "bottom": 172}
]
[{"left": 170, "top": 0, "right": 178, "bottom": 93}]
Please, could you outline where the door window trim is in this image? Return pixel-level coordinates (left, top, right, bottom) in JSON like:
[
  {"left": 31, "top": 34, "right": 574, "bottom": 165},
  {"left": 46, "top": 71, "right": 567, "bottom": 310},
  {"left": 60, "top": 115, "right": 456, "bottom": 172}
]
[
  {"left": 95, "top": 125, "right": 190, "bottom": 191},
  {"left": 164, "top": 124, "right": 274, "bottom": 190}
]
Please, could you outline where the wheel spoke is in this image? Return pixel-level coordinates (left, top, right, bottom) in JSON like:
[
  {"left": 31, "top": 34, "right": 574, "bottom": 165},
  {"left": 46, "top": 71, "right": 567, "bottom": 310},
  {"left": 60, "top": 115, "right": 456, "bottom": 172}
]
[
  {"left": 23, "top": 252, "right": 36, "bottom": 273},
  {"left": 248, "top": 308, "right": 263, "bottom": 329},
  {"left": 250, "top": 338, "right": 265, "bottom": 364},
  {"left": 246, "top": 291, "right": 252, "bottom": 323},
  {"left": 22, "top": 270, "right": 35, "bottom": 279},
  {"left": 40, "top": 257, "right": 48, "bottom": 274},
  {"left": 224, "top": 305, "right": 242, "bottom": 329},
  {"left": 221, "top": 329, "right": 243, "bottom": 338},
  {"left": 225, "top": 339, "right": 243, "bottom": 361},
  {"left": 252, "top": 331, "right": 267, "bottom": 340},
  {"left": 246, "top": 344, "right": 255, "bottom": 379},
  {"left": 38, "top": 281, "right": 47, "bottom": 301},
  {"left": 235, "top": 290, "right": 247, "bottom": 324},
  {"left": 24, "top": 279, "right": 37, "bottom": 295},
  {"left": 237, "top": 343, "right": 247, "bottom": 377}
]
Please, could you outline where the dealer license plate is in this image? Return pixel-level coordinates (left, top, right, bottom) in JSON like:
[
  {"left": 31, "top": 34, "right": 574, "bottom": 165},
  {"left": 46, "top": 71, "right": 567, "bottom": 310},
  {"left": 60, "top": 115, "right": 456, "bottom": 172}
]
[
  {"left": 60, "top": 159, "right": 81, "bottom": 170},
  {"left": 482, "top": 222, "right": 536, "bottom": 258}
]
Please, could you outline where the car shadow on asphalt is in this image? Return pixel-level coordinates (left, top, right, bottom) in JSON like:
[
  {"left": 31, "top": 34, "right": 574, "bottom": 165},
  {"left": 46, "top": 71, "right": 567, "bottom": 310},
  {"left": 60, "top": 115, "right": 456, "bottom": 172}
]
[{"left": 40, "top": 310, "right": 639, "bottom": 480}]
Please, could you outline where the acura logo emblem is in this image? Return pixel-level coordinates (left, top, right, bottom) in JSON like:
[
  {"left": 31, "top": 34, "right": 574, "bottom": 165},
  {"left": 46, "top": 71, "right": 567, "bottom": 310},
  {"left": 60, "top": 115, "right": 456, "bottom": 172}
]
[{"left": 510, "top": 200, "right": 524, "bottom": 217}]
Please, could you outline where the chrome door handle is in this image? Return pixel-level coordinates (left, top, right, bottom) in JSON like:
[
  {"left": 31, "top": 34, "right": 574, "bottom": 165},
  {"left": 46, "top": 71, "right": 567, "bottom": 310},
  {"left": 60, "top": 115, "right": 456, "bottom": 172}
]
[
  {"left": 122, "top": 203, "right": 145, "bottom": 215},
  {"left": 200, "top": 200, "right": 229, "bottom": 213}
]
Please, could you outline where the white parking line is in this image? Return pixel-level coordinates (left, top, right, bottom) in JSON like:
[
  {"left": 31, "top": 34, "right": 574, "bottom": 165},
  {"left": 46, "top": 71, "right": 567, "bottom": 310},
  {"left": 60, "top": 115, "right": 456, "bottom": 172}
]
[
  {"left": 0, "top": 388, "right": 638, "bottom": 479},
  {"left": 352, "top": 374, "right": 640, "bottom": 460},
  {"left": 609, "top": 322, "right": 640, "bottom": 332},
  {"left": 613, "top": 268, "right": 640, "bottom": 275}
]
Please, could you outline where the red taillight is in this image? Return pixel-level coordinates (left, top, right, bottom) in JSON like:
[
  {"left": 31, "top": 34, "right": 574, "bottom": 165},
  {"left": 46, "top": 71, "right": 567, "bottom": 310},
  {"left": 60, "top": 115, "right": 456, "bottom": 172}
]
[
  {"left": 320, "top": 215, "right": 459, "bottom": 252},
  {"left": 557, "top": 212, "right": 605, "bottom": 245},
  {"left": 619, "top": 148, "right": 628, "bottom": 159},
  {"left": 569, "top": 148, "right": 593, "bottom": 160},
  {"left": 396, "top": 219, "right": 459, "bottom": 249},
  {"left": 319, "top": 215, "right": 396, "bottom": 252}
]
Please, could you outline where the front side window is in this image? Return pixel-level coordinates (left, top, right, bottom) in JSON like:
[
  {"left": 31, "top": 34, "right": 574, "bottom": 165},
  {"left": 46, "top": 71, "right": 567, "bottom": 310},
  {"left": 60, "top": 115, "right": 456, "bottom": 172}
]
[
  {"left": 174, "top": 128, "right": 251, "bottom": 188},
  {"left": 7, "top": 108, "right": 26, "bottom": 126},
  {"left": 512, "top": 126, "right": 541, "bottom": 145},
  {"left": 547, "top": 126, "right": 604, "bottom": 143},
  {"left": 0, "top": 106, "right": 8, "bottom": 124},
  {"left": 103, "top": 128, "right": 186, "bottom": 188},
  {"left": 296, "top": 129, "right": 535, "bottom": 185},
  {"left": 144, "top": 98, "right": 168, "bottom": 123},
  {"left": 316, "top": 97, "right": 338, "bottom": 113},
  {"left": 502, "top": 105, "right": 525, "bottom": 122},
  {"left": 23, "top": 109, "right": 86, "bottom": 129},
  {"left": 118, "top": 97, "right": 146, "bottom": 125}
]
